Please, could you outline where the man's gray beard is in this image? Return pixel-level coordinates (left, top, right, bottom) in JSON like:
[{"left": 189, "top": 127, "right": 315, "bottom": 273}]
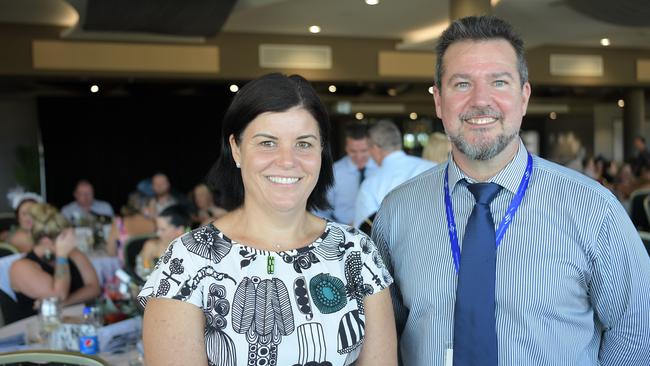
[{"left": 449, "top": 131, "right": 518, "bottom": 161}]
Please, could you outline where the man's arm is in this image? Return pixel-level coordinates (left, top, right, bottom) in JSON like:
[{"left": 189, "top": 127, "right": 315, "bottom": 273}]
[{"left": 593, "top": 202, "right": 650, "bottom": 364}]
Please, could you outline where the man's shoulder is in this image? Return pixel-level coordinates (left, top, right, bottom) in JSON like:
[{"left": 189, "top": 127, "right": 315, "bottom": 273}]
[
  {"left": 61, "top": 201, "right": 78, "bottom": 212},
  {"left": 533, "top": 155, "right": 618, "bottom": 203}
]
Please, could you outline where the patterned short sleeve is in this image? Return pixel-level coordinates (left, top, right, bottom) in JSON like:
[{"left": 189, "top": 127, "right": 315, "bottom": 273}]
[
  {"left": 354, "top": 230, "right": 394, "bottom": 295},
  {"left": 137, "top": 236, "right": 205, "bottom": 309}
]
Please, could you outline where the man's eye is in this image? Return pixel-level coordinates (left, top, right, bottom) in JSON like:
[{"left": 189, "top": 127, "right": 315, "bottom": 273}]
[
  {"left": 455, "top": 82, "right": 470, "bottom": 90},
  {"left": 494, "top": 80, "right": 508, "bottom": 88}
]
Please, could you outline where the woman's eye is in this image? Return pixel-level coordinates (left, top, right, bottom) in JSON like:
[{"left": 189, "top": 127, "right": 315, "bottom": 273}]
[
  {"left": 260, "top": 140, "right": 276, "bottom": 147},
  {"left": 296, "top": 141, "right": 313, "bottom": 149}
]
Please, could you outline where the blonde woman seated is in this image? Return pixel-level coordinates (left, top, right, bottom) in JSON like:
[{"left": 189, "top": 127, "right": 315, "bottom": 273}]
[
  {"left": 106, "top": 192, "right": 155, "bottom": 258},
  {"left": 138, "top": 205, "right": 190, "bottom": 272},
  {"left": 6, "top": 203, "right": 100, "bottom": 323},
  {"left": 138, "top": 73, "right": 397, "bottom": 366},
  {"left": 421, "top": 132, "right": 451, "bottom": 164}
]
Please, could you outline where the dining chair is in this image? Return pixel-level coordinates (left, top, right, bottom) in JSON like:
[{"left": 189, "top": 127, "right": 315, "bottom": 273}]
[
  {"left": 122, "top": 234, "right": 156, "bottom": 277},
  {"left": 0, "top": 242, "right": 19, "bottom": 258},
  {"left": 0, "top": 349, "right": 110, "bottom": 365},
  {"left": 629, "top": 188, "right": 650, "bottom": 230}
]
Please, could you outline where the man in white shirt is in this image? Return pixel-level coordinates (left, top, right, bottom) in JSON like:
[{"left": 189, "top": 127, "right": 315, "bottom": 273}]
[
  {"left": 319, "top": 124, "right": 378, "bottom": 225},
  {"left": 354, "top": 120, "right": 435, "bottom": 228},
  {"left": 61, "top": 180, "right": 114, "bottom": 224}
]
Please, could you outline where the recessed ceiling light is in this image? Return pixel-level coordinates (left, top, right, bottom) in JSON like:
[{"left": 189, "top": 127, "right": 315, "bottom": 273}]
[
  {"left": 428, "top": 86, "right": 434, "bottom": 95},
  {"left": 90, "top": 85, "right": 99, "bottom": 93},
  {"left": 328, "top": 85, "right": 337, "bottom": 93},
  {"left": 549, "top": 112, "right": 557, "bottom": 120},
  {"left": 618, "top": 99, "right": 625, "bottom": 108},
  {"left": 409, "top": 112, "right": 418, "bottom": 120},
  {"left": 355, "top": 112, "right": 364, "bottom": 120},
  {"left": 600, "top": 38, "right": 610, "bottom": 46},
  {"left": 229, "top": 84, "right": 239, "bottom": 93},
  {"left": 309, "top": 25, "right": 321, "bottom": 34},
  {"left": 365, "top": 0, "right": 379, "bottom": 5}
]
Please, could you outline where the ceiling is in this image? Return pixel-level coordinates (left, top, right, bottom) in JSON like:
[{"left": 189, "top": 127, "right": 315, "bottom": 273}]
[{"left": 0, "top": 0, "right": 649, "bottom": 51}]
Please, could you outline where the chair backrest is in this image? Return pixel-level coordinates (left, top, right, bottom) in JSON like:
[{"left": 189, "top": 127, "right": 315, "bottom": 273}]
[
  {"left": 0, "top": 350, "right": 109, "bottom": 365},
  {"left": 0, "top": 242, "right": 19, "bottom": 258},
  {"left": 629, "top": 189, "right": 650, "bottom": 230},
  {"left": 123, "top": 233, "right": 156, "bottom": 273}
]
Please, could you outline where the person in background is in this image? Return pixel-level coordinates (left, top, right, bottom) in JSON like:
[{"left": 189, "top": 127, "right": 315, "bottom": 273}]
[
  {"left": 421, "top": 132, "right": 452, "bottom": 164},
  {"left": 106, "top": 192, "right": 155, "bottom": 258},
  {"left": 317, "top": 123, "right": 378, "bottom": 225},
  {"left": 147, "top": 173, "right": 178, "bottom": 216},
  {"left": 373, "top": 15, "right": 650, "bottom": 365},
  {"left": 6, "top": 191, "right": 43, "bottom": 253},
  {"left": 633, "top": 136, "right": 650, "bottom": 176},
  {"left": 61, "top": 180, "right": 114, "bottom": 225},
  {"left": 6, "top": 203, "right": 100, "bottom": 323},
  {"left": 139, "top": 204, "right": 190, "bottom": 271},
  {"left": 353, "top": 120, "right": 435, "bottom": 228},
  {"left": 138, "top": 73, "right": 396, "bottom": 366},
  {"left": 190, "top": 183, "right": 227, "bottom": 227}
]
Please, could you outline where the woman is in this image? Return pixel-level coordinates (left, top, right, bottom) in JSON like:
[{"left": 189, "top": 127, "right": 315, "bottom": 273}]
[
  {"left": 7, "top": 203, "right": 100, "bottom": 323},
  {"left": 139, "top": 73, "right": 397, "bottom": 366},
  {"left": 106, "top": 192, "right": 156, "bottom": 258},
  {"left": 6, "top": 192, "right": 43, "bottom": 253},
  {"left": 138, "top": 204, "right": 190, "bottom": 272},
  {"left": 422, "top": 132, "right": 451, "bottom": 164},
  {"left": 190, "top": 183, "right": 227, "bottom": 227}
]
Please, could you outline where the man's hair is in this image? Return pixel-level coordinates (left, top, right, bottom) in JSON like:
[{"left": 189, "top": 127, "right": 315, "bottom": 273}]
[
  {"left": 344, "top": 123, "right": 369, "bottom": 140},
  {"left": 158, "top": 204, "right": 191, "bottom": 229},
  {"left": 636, "top": 136, "right": 646, "bottom": 144},
  {"left": 368, "top": 120, "right": 402, "bottom": 152},
  {"left": 435, "top": 15, "right": 528, "bottom": 90}
]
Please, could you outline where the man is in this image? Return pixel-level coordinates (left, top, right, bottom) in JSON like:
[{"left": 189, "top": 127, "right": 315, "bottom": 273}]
[
  {"left": 319, "top": 123, "right": 378, "bottom": 225},
  {"left": 632, "top": 136, "right": 650, "bottom": 176},
  {"left": 373, "top": 15, "right": 650, "bottom": 366},
  {"left": 61, "top": 180, "right": 114, "bottom": 224},
  {"left": 148, "top": 173, "right": 178, "bottom": 216},
  {"left": 354, "top": 120, "right": 434, "bottom": 228}
]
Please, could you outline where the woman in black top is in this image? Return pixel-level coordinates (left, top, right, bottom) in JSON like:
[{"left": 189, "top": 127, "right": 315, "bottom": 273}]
[{"left": 5, "top": 203, "right": 100, "bottom": 324}]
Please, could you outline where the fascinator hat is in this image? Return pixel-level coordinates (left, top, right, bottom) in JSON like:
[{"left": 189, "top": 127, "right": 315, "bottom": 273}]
[{"left": 7, "top": 187, "right": 44, "bottom": 211}]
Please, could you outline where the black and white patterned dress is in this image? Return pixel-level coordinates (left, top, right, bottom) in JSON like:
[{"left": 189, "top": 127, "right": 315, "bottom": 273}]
[{"left": 138, "top": 221, "right": 393, "bottom": 366}]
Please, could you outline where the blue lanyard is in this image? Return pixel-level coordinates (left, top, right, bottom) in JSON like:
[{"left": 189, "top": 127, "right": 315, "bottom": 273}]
[{"left": 444, "top": 153, "right": 533, "bottom": 273}]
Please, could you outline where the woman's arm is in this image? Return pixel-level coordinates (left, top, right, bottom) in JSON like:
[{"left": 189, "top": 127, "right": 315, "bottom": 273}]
[
  {"left": 143, "top": 298, "right": 208, "bottom": 366},
  {"left": 61, "top": 249, "right": 101, "bottom": 306},
  {"left": 356, "top": 288, "right": 398, "bottom": 366}
]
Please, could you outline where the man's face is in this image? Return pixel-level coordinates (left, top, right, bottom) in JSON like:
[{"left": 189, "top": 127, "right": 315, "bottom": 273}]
[
  {"left": 634, "top": 138, "right": 645, "bottom": 152},
  {"left": 74, "top": 183, "right": 94, "bottom": 208},
  {"left": 152, "top": 174, "right": 171, "bottom": 197},
  {"left": 345, "top": 137, "right": 371, "bottom": 169},
  {"left": 433, "top": 39, "right": 531, "bottom": 161}
]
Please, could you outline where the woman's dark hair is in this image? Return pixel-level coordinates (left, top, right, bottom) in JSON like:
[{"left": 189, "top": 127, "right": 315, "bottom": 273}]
[
  {"left": 208, "top": 73, "right": 334, "bottom": 211},
  {"left": 158, "top": 204, "right": 191, "bottom": 229}
]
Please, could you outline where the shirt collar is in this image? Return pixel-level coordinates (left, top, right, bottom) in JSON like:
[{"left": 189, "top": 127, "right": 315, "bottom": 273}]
[
  {"left": 447, "top": 138, "right": 528, "bottom": 195},
  {"left": 382, "top": 150, "right": 406, "bottom": 167}
]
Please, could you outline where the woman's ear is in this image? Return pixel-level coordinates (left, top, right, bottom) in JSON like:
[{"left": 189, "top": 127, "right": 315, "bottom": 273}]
[{"left": 229, "top": 134, "right": 241, "bottom": 167}]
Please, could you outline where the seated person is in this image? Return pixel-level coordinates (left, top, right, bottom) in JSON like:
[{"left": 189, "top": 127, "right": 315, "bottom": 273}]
[
  {"left": 138, "top": 205, "right": 190, "bottom": 271},
  {"left": 6, "top": 203, "right": 101, "bottom": 324},
  {"left": 61, "top": 180, "right": 114, "bottom": 226},
  {"left": 106, "top": 192, "right": 155, "bottom": 258},
  {"left": 6, "top": 191, "right": 43, "bottom": 253},
  {"left": 189, "top": 183, "right": 227, "bottom": 227}
]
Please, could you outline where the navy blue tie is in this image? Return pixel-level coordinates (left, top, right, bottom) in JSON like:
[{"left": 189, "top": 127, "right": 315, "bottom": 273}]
[{"left": 453, "top": 182, "right": 501, "bottom": 366}]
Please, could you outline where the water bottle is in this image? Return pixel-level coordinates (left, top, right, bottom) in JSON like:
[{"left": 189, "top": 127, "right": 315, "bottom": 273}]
[{"left": 79, "top": 306, "right": 100, "bottom": 355}]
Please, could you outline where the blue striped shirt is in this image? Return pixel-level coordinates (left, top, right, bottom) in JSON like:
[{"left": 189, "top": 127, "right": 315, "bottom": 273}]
[{"left": 372, "top": 140, "right": 650, "bottom": 366}]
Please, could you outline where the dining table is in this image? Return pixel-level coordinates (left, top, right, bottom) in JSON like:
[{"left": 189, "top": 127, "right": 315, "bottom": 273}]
[{"left": 0, "top": 303, "right": 143, "bottom": 366}]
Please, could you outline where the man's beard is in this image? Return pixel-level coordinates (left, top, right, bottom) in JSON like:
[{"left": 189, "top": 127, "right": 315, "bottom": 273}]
[{"left": 448, "top": 107, "right": 518, "bottom": 161}]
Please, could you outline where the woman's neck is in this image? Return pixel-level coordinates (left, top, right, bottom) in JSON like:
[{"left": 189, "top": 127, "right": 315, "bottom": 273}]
[{"left": 216, "top": 204, "right": 323, "bottom": 251}]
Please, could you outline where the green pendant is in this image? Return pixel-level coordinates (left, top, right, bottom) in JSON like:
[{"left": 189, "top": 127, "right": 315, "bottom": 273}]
[{"left": 267, "top": 256, "right": 275, "bottom": 275}]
